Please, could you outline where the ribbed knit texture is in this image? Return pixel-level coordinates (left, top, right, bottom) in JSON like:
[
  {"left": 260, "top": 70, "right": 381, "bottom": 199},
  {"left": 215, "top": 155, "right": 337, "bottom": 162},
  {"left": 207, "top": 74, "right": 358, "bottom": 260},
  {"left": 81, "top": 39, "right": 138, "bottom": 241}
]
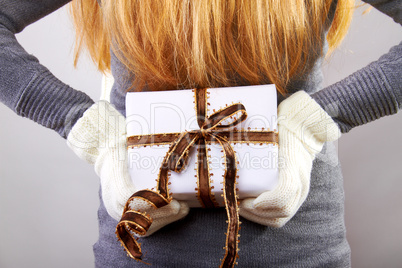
[
  {"left": 0, "top": 0, "right": 93, "bottom": 138},
  {"left": 0, "top": 0, "right": 71, "bottom": 33},
  {"left": 16, "top": 68, "right": 93, "bottom": 138},
  {"left": 312, "top": 42, "right": 401, "bottom": 133}
]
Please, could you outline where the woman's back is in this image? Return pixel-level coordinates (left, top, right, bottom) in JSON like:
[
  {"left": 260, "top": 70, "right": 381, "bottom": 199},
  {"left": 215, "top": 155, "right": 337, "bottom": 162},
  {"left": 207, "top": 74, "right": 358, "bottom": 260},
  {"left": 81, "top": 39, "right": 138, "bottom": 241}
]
[{"left": 0, "top": 0, "right": 401, "bottom": 267}]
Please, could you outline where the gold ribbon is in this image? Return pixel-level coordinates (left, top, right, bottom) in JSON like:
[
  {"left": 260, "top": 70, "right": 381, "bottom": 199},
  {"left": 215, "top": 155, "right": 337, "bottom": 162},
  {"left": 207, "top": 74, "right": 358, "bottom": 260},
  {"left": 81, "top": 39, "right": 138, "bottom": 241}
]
[{"left": 116, "top": 88, "right": 278, "bottom": 267}]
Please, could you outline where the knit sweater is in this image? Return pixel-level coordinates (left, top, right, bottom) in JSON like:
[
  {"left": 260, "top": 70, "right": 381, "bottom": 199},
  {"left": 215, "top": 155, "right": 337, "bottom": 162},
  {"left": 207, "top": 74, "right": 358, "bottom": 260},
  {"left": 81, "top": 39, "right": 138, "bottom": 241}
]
[{"left": 0, "top": 0, "right": 401, "bottom": 267}]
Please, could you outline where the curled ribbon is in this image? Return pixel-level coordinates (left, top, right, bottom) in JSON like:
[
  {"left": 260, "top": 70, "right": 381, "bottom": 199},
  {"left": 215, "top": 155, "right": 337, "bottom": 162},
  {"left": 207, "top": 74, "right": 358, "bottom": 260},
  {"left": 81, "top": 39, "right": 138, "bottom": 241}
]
[{"left": 116, "top": 88, "right": 278, "bottom": 267}]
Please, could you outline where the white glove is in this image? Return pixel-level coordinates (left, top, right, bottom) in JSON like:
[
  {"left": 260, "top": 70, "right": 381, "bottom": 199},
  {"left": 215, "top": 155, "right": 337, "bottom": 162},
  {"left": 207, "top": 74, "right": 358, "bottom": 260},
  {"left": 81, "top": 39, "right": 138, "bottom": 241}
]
[
  {"left": 67, "top": 101, "right": 189, "bottom": 231},
  {"left": 128, "top": 197, "right": 189, "bottom": 236},
  {"left": 239, "top": 91, "right": 341, "bottom": 227}
]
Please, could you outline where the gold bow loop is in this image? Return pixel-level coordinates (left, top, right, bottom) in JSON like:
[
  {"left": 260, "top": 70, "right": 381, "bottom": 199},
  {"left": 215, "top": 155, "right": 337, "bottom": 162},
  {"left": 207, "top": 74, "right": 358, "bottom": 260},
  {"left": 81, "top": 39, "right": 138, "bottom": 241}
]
[{"left": 165, "top": 102, "right": 247, "bottom": 175}]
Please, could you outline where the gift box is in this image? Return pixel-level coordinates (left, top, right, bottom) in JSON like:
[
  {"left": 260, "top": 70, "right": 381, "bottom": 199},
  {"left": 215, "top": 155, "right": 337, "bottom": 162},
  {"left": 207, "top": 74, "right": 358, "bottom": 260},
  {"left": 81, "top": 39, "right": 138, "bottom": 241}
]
[{"left": 125, "top": 85, "right": 279, "bottom": 208}]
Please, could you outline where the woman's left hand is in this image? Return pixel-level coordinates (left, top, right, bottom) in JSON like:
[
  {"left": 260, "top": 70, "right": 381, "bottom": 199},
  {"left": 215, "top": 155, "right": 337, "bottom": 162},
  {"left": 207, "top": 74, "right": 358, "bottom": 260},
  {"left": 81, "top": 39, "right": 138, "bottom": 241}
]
[{"left": 239, "top": 91, "right": 341, "bottom": 227}]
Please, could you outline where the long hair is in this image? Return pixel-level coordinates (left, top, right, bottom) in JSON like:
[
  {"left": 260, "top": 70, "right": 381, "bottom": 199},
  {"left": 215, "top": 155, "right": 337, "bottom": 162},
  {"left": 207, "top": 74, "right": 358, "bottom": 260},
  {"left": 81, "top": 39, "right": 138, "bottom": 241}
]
[{"left": 70, "top": 0, "right": 354, "bottom": 95}]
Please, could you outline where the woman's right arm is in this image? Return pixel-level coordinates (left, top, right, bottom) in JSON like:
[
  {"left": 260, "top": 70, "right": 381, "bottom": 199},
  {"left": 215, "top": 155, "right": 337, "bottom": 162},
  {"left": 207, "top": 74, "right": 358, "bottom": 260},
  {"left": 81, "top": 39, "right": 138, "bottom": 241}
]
[{"left": 0, "top": 0, "right": 94, "bottom": 138}]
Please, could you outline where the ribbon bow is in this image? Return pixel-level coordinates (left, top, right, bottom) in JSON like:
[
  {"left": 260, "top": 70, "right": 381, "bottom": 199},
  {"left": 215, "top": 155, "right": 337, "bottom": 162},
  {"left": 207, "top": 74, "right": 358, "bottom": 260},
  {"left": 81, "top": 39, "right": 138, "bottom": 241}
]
[{"left": 116, "top": 88, "right": 278, "bottom": 268}]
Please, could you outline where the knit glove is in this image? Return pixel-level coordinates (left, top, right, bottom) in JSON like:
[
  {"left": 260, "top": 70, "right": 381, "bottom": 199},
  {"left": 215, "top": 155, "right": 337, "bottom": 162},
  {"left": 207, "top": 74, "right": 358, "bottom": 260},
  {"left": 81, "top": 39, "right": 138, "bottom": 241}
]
[
  {"left": 239, "top": 91, "right": 341, "bottom": 227},
  {"left": 67, "top": 101, "right": 189, "bottom": 233},
  {"left": 128, "top": 197, "right": 189, "bottom": 236}
]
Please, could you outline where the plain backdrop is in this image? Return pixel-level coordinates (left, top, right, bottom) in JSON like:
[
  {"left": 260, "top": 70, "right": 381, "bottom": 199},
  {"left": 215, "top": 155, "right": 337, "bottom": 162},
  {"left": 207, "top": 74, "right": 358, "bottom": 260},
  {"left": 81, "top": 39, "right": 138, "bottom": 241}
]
[{"left": 0, "top": 2, "right": 401, "bottom": 268}]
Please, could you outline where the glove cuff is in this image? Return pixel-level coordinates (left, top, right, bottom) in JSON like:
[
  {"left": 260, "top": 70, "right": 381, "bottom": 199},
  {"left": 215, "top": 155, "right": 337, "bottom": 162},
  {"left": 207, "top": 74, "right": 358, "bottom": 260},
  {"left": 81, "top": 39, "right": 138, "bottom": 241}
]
[
  {"left": 278, "top": 91, "right": 341, "bottom": 154},
  {"left": 67, "top": 101, "right": 126, "bottom": 164}
]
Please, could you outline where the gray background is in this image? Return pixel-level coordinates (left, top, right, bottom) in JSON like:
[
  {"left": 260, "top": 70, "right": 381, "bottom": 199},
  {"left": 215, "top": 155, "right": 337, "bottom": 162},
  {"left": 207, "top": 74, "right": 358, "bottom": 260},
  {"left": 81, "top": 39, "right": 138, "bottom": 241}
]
[{"left": 0, "top": 2, "right": 401, "bottom": 267}]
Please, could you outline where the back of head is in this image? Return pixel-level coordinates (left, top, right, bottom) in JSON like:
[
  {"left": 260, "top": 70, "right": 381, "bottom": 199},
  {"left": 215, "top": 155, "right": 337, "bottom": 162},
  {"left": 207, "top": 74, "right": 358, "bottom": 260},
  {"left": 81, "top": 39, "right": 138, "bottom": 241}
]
[{"left": 70, "top": 0, "right": 354, "bottom": 95}]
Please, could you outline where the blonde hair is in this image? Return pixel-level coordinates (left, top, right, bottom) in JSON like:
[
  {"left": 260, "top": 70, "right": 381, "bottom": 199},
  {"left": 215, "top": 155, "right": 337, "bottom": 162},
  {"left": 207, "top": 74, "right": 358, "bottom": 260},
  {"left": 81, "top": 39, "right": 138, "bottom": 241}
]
[{"left": 70, "top": 0, "right": 354, "bottom": 95}]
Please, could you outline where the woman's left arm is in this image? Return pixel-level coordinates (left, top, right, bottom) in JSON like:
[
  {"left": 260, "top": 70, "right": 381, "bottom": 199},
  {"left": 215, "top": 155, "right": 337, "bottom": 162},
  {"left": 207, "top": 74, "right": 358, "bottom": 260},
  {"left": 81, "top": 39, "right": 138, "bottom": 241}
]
[
  {"left": 311, "top": 0, "right": 401, "bottom": 133},
  {"left": 312, "top": 42, "right": 401, "bottom": 133}
]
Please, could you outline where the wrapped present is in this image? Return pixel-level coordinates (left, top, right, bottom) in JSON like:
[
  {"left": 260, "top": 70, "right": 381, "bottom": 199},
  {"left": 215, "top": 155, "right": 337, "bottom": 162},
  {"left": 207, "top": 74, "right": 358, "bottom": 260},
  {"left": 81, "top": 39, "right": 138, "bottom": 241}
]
[
  {"left": 125, "top": 85, "right": 278, "bottom": 207},
  {"left": 118, "top": 85, "right": 279, "bottom": 267}
]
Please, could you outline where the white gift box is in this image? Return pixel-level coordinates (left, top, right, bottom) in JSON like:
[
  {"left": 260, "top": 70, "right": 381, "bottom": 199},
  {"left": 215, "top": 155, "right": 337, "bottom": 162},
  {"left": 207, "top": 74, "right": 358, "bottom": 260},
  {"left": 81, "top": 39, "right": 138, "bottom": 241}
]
[{"left": 126, "top": 85, "right": 279, "bottom": 207}]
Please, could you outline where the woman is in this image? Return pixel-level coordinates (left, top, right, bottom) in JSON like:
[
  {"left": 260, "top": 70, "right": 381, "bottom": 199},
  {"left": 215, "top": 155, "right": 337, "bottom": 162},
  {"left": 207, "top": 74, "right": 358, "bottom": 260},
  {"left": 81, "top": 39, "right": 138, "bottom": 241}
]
[{"left": 0, "top": 0, "right": 401, "bottom": 267}]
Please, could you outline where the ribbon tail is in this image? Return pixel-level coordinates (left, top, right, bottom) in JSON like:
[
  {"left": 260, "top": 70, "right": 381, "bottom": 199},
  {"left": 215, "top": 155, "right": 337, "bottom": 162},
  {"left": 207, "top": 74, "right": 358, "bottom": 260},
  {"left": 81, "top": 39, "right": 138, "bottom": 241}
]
[
  {"left": 116, "top": 131, "right": 190, "bottom": 263},
  {"left": 116, "top": 219, "right": 145, "bottom": 260},
  {"left": 196, "top": 138, "right": 220, "bottom": 208},
  {"left": 116, "top": 190, "right": 171, "bottom": 263},
  {"left": 214, "top": 135, "right": 240, "bottom": 268},
  {"left": 115, "top": 208, "right": 152, "bottom": 262}
]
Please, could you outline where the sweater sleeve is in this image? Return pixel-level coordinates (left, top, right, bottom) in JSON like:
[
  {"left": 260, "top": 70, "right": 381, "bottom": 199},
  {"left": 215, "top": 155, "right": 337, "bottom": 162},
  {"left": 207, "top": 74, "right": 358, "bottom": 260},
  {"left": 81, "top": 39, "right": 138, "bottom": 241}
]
[
  {"left": 311, "top": 0, "right": 402, "bottom": 133},
  {"left": 0, "top": 0, "right": 94, "bottom": 138}
]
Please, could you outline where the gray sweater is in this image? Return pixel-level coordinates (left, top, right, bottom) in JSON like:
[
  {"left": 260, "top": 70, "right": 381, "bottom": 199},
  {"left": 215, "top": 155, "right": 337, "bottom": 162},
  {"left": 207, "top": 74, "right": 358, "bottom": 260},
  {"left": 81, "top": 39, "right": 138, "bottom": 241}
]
[{"left": 0, "top": 0, "right": 401, "bottom": 267}]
